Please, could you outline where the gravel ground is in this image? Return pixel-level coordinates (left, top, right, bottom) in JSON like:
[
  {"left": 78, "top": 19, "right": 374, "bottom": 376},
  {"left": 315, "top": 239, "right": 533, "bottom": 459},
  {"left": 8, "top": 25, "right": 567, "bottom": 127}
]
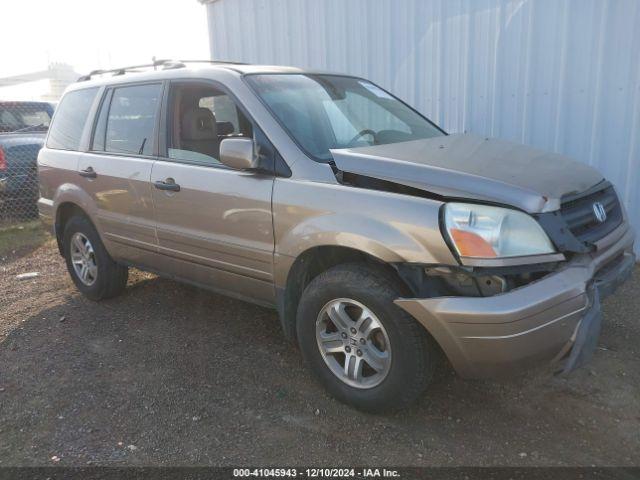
[{"left": 1, "top": 240, "right": 639, "bottom": 466}]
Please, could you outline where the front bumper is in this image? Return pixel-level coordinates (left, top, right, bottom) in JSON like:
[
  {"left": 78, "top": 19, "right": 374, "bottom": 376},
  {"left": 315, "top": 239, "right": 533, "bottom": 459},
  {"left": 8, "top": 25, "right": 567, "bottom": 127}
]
[{"left": 396, "top": 223, "right": 635, "bottom": 379}]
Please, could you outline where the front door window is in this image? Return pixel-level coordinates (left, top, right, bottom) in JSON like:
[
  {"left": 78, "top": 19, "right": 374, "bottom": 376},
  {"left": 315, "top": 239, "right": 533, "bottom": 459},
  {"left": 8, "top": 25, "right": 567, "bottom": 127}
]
[{"left": 167, "top": 85, "right": 253, "bottom": 165}]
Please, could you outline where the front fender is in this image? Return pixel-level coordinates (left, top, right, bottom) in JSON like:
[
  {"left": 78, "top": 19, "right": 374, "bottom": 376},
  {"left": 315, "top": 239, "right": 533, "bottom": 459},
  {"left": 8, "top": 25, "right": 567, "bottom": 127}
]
[
  {"left": 277, "top": 213, "right": 419, "bottom": 264},
  {"left": 273, "top": 201, "right": 457, "bottom": 289}
]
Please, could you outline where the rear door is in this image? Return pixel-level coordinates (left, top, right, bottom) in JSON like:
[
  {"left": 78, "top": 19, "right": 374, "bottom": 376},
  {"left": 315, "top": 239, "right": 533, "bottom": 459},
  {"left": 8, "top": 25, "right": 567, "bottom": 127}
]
[
  {"left": 78, "top": 82, "right": 163, "bottom": 264},
  {"left": 150, "top": 80, "right": 276, "bottom": 304}
]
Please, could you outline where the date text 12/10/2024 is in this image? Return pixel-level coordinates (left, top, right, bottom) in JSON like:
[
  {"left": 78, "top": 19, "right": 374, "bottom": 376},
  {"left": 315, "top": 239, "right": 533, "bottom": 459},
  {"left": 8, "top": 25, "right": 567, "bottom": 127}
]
[{"left": 233, "top": 468, "right": 401, "bottom": 478}]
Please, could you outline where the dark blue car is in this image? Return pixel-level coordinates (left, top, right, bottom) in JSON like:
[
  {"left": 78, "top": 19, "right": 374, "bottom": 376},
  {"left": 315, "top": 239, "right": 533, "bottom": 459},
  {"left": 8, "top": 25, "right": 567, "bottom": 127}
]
[{"left": 0, "top": 101, "right": 55, "bottom": 219}]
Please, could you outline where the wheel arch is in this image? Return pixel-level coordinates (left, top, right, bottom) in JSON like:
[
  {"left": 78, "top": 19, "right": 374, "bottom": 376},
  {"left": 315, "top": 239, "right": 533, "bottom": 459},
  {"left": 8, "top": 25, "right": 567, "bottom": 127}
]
[
  {"left": 54, "top": 202, "right": 93, "bottom": 255},
  {"left": 51, "top": 183, "right": 99, "bottom": 256},
  {"left": 276, "top": 245, "right": 413, "bottom": 341}
]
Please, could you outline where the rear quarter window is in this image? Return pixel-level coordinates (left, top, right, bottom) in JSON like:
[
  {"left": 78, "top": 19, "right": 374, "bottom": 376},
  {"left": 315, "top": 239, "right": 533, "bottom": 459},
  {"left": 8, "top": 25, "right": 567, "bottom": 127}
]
[{"left": 47, "top": 88, "right": 99, "bottom": 151}]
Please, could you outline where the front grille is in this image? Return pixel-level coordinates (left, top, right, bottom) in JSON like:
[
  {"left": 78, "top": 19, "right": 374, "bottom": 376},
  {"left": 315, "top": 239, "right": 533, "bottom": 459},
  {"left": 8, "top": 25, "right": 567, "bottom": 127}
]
[{"left": 560, "top": 183, "right": 622, "bottom": 244}]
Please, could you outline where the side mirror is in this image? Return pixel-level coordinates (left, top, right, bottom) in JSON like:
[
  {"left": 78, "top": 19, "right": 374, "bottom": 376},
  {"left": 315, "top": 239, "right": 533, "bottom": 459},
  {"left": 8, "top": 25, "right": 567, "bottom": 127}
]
[{"left": 219, "top": 138, "right": 258, "bottom": 170}]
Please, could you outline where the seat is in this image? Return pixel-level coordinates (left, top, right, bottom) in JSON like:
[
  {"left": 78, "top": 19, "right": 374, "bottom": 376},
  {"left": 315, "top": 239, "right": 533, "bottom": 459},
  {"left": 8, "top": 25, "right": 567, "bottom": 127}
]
[{"left": 181, "top": 107, "right": 219, "bottom": 159}]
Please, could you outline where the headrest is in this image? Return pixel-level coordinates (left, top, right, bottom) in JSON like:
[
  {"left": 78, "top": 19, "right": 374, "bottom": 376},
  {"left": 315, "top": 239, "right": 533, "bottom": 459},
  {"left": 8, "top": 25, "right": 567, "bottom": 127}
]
[{"left": 181, "top": 107, "right": 217, "bottom": 141}]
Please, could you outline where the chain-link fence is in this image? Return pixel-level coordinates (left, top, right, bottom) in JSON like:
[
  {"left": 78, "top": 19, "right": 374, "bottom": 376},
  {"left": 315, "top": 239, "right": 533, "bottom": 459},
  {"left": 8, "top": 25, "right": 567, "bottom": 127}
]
[{"left": 0, "top": 101, "right": 54, "bottom": 226}]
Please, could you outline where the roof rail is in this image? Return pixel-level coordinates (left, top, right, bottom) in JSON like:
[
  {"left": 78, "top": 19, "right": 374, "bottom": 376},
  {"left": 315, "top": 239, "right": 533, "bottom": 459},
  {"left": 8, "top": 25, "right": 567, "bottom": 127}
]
[{"left": 77, "top": 59, "right": 249, "bottom": 82}]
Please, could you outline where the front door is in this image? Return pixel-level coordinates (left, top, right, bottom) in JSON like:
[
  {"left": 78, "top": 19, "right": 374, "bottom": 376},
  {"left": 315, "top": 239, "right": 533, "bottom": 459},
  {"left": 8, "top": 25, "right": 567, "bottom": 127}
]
[{"left": 150, "top": 82, "right": 275, "bottom": 305}]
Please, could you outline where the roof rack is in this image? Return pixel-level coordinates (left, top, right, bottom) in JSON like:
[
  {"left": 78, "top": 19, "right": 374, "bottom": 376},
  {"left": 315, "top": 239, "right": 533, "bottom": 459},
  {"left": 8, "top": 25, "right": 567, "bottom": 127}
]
[{"left": 77, "top": 59, "right": 249, "bottom": 82}]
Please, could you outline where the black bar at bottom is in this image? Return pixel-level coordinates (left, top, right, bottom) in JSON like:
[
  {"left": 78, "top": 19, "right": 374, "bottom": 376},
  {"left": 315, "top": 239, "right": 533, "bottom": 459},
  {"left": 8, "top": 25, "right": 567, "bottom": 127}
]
[{"left": 0, "top": 467, "right": 638, "bottom": 480}]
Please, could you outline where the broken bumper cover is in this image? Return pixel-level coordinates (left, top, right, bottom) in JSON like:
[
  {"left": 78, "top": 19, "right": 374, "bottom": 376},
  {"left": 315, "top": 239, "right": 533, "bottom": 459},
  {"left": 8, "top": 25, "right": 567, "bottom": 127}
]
[{"left": 395, "top": 224, "right": 635, "bottom": 379}]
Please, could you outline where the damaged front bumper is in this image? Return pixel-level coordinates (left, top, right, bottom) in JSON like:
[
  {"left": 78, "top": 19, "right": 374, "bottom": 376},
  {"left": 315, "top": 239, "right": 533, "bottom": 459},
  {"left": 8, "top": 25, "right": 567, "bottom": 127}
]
[
  {"left": 559, "top": 246, "right": 635, "bottom": 375},
  {"left": 395, "top": 224, "right": 635, "bottom": 379}
]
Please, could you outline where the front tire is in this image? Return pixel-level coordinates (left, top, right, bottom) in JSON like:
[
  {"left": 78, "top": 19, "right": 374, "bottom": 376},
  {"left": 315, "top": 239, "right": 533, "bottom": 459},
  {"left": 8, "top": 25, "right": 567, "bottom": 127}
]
[
  {"left": 62, "top": 215, "right": 128, "bottom": 301},
  {"left": 296, "top": 263, "right": 436, "bottom": 412}
]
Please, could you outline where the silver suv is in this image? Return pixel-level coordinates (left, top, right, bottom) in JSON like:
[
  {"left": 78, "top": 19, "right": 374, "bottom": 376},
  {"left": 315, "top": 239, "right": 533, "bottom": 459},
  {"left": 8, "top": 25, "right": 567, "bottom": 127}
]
[{"left": 38, "top": 61, "right": 635, "bottom": 411}]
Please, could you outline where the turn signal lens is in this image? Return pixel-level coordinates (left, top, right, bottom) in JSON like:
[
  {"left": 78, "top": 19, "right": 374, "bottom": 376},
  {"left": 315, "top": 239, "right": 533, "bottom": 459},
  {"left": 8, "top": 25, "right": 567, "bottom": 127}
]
[{"left": 449, "top": 228, "right": 497, "bottom": 257}]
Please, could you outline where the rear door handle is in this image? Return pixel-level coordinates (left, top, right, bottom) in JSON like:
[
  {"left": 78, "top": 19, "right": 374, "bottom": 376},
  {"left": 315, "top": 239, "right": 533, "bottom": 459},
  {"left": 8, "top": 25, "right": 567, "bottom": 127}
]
[
  {"left": 154, "top": 178, "right": 180, "bottom": 192},
  {"left": 79, "top": 167, "right": 97, "bottom": 178}
]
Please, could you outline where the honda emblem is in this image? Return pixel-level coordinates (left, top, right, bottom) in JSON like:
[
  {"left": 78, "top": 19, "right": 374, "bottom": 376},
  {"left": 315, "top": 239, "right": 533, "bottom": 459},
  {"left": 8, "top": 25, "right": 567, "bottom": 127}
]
[{"left": 592, "top": 202, "right": 607, "bottom": 223}]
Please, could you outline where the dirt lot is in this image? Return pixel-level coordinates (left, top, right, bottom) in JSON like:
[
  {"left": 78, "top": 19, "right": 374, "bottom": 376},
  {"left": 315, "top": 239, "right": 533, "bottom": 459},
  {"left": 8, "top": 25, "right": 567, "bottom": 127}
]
[{"left": 1, "top": 238, "right": 639, "bottom": 467}]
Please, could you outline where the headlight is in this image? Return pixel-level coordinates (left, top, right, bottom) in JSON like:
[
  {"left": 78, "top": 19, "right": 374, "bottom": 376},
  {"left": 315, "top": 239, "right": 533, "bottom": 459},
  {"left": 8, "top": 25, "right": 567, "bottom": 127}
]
[{"left": 443, "top": 203, "right": 555, "bottom": 258}]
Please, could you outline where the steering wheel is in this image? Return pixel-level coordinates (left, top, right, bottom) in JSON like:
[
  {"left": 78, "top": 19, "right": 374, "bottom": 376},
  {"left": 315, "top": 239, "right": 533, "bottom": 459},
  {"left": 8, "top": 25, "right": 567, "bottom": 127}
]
[{"left": 347, "top": 129, "right": 377, "bottom": 146}]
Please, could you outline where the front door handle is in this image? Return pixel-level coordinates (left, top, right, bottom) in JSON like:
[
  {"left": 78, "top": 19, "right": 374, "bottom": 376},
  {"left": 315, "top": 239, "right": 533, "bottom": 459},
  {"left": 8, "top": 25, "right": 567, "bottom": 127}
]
[
  {"left": 154, "top": 178, "right": 180, "bottom": 192},
  {"left": 79, "top": 167, "right": 97, "bottom": 178}
]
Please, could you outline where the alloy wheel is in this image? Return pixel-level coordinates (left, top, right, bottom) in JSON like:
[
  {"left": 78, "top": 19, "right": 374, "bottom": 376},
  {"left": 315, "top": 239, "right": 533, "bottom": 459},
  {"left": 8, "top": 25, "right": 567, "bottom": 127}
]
[
  {"left": 315, "top": 298, "right": 392, "bottom": 389},
  {"left": 70, "top": 232, "right": 98, "bottom": 286}
]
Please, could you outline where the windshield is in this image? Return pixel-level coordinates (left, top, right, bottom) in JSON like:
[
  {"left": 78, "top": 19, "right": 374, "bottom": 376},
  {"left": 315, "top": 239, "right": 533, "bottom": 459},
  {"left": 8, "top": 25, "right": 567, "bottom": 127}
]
[
  {"left": 0, "top": 103, "right": 53, "bottom": 133},
  {"left": 246, "top": 74, "right": 444, "bottom": 161}
]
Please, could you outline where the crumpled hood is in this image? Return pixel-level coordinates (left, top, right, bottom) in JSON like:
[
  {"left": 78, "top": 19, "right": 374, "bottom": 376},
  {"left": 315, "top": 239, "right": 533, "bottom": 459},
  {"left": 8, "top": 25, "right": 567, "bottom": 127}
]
[{"left": 330, "top": 133, "right": 604, "bottom": 213}]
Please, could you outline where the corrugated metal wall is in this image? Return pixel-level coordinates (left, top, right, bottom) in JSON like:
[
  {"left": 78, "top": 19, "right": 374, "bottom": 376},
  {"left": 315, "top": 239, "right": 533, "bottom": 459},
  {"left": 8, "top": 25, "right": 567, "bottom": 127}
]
[{"left": 207, "top": 0, "right": 640, "bottom": 253}]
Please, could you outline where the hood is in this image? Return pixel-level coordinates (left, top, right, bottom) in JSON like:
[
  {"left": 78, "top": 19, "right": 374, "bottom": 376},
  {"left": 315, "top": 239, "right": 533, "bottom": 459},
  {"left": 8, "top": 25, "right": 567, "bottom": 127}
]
[{"left": 330, "top": 134, "right": 604, "bottom": 213}]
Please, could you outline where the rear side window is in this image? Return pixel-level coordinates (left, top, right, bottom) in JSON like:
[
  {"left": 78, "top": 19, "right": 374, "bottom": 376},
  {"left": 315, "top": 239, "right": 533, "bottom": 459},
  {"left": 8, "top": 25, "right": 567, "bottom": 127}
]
[
  {"left": 101, "top": 83, "right": 162, "bottom": 156},
  {"left": 47, "top": 88, "right": 98, "bottom": 150}
]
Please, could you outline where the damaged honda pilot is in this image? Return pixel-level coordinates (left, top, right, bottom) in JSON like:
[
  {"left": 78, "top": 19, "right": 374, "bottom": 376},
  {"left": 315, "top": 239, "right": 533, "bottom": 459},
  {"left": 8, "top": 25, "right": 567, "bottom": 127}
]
[{"left": 38, "top": 61, "right": 635, "bottom": 412}]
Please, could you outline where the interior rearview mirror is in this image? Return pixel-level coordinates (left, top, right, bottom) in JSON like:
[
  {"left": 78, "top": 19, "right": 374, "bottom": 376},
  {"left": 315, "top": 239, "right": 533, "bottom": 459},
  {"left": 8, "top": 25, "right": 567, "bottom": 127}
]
[{"left": 219, "top": 138, "right": 257, "bottom": 170}]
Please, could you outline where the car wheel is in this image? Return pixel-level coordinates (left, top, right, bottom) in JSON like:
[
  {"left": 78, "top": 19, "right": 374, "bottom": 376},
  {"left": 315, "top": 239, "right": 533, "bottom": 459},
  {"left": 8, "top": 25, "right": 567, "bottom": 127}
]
[
  {"left": 296, "top": 263, "right": 436, "bottom": 412},
  {"left": 62, "top": 215, "right": 128, "bottom": 301}
]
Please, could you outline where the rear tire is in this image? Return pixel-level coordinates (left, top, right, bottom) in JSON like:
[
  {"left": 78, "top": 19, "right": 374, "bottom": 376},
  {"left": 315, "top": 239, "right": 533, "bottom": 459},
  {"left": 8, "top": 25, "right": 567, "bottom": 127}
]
[
  {"left": 62, "top": 215, "right": 128, "bottom": 300},
  {"left": 296, "top": 263, "right": 436, "bottom": 412}
]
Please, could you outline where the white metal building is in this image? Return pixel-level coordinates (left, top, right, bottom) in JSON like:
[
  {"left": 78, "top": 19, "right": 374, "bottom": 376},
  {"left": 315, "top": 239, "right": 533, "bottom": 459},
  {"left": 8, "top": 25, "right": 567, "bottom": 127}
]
[{"left": 203, "top": 0, "right": 640, "bottom": 254}]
